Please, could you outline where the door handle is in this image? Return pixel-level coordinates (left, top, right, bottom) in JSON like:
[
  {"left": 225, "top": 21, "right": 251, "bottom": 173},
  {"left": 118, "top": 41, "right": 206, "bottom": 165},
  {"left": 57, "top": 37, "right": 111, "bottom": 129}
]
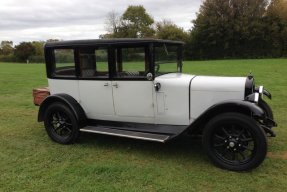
[
  {"left": 104, "top": 82, "right": 109, "bottom": 86},
  {"left": 112, "top": 83, "right": 118, "bottom": 88},
  {"left": 154, "top": 82, "right": 161, "bottom": 91}
]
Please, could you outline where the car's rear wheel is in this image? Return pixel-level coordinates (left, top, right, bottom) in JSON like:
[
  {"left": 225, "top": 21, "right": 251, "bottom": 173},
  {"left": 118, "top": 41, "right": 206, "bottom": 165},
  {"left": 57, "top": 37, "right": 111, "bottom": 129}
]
[
  {"left": 202, "top": 112, "right": 267, "bottom": 171},
  {"left": 44, "top": 102, "right": 79, "bottom": 144}
]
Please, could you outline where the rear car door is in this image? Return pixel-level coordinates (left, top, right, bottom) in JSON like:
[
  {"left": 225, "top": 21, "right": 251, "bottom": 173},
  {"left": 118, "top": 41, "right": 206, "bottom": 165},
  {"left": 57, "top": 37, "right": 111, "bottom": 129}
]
[{"left": 78, "top": 47, "right": 115, "bottom": 119}]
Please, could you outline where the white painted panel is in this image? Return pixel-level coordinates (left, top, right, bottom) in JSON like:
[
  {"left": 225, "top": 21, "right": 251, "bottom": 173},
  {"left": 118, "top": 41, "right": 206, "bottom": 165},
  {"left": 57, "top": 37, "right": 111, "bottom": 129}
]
[
  {"left": 154, "top": 73, "right": 194, "bottom": 125},
  {"left": 190, "top": 76, "right": 246, "bottom": 120},
  {"left": 190, "top": 91, "right": 244, "bottom": 119},
  {"left": 112, "top": 81, "right": 155, "bottom": 120},
  {"left": 48, "top": 79, "right": 80, "bottom": 101},
  {"left": 191, "top": 76, "right": 246, "bottom": 92},
  {"left": 156, "top": 92, "right": 165, "bottom": 114},
  {"left": 78, "top": 80, "right": 114, "bottom": 119}
]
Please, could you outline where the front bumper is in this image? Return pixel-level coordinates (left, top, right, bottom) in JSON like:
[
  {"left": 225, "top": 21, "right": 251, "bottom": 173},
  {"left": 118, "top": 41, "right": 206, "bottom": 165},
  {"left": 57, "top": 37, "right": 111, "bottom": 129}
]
[
  {"left": 261, "top": 117, "right": 277, "bottom": 137},
  {"left": 245, "top": 86, "right": 277, "bottom": 137}
]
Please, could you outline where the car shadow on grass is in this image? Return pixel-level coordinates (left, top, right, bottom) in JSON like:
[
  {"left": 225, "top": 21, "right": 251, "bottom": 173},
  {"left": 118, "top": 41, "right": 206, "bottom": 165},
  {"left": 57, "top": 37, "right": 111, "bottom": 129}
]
[{"left": 78, "top": 132, "right": 208, "bottom": 163}]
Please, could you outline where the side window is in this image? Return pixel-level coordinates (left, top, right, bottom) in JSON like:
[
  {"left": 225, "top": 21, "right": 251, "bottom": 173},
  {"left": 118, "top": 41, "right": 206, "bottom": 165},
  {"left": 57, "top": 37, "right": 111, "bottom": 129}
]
[
  {"left": 54, "top": 49, "right": 75, "bottom": 76},
  {"left": 115, "top": 47, "right": 149, "bottom": 78},
  {"left": 154, "top": 45, "right": 180, "bottom": 74},
  {"left": 79, "top": 47, "right": 109, "bottom": 78}
]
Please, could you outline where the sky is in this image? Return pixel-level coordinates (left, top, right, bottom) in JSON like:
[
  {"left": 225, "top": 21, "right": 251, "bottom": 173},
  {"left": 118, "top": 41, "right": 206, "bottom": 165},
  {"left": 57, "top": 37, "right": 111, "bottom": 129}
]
[{"left": 0, "top": 0, "right": 202, "bottom": 45}]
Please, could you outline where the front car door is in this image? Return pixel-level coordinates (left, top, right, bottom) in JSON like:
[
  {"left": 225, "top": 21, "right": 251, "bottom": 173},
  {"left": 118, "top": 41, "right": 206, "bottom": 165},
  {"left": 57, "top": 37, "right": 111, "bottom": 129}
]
[{"left": 111, "top": 45, "right": 155, "bottom": 123}]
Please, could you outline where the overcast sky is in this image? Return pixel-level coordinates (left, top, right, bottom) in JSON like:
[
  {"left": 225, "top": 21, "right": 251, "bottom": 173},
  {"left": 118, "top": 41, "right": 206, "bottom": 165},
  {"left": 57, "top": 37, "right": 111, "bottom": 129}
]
[{"left": 0, "top": 0, "right": 202, "bottom": 45}]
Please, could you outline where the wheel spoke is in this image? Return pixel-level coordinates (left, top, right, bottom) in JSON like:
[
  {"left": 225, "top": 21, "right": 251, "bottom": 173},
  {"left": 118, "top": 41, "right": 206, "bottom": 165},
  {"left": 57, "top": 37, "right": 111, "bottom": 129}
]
[
  {"left": 53, "top": 114, "right": 58, "bottom": 121},
  {"left": 59, "top": 128, "right": 66, "bottom": 136},
  {"left": 215, "top": 134, "right": 225, "bottom": 140},
  {"left": 237, "top": 128, "right": 245, "bottom": 137},
  {"left": 241, "top": 145, "right": 253, "bottom": 151},
  {"left": 239, "top": 151, "right": 247, "bottom": 160},
  {"left": 222, "top": 127, "right": 229, "bottom": 137},
  {"left": 64, "top": 126, "right": 72, "bottom": 133},
  {"left": 57, "top": 112, "right": 61, "bottom": 120},
  {"left": 241, "top": 137, "right": 253, "bottom": 142},
  {"left": 221, "top": 149, "right": 228, "bottom": 157},
  {"left": 231, "top": 125, "right": 236, "bottom": 135},
  {"left": 65, "top": 122, "right": 72, "bottom": 126},
  {"left": 214, "top": 143, "right": 225, "bottom": 147},
  {"left": 231, "top": 152, "right": 236, "bottom": 161},
  {"left": 53, "top": 126, "right": 61, "bottom": 133}
]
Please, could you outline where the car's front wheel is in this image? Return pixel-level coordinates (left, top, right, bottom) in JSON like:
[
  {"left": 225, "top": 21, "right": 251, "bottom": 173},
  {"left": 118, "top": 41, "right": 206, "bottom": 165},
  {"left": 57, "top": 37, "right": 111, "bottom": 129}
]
[
  {"left": 202, "top": 112, "right": 267, "bottom": 171},
  {"left": 44, "top": 102, "right": 79, "bottom": 144}
]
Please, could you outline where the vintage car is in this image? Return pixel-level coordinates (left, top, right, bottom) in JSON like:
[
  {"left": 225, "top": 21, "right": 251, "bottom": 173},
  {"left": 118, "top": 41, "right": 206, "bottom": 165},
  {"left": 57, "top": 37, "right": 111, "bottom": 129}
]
[{"left": 36, "top": 39, "right": 276, "bottom": 171}]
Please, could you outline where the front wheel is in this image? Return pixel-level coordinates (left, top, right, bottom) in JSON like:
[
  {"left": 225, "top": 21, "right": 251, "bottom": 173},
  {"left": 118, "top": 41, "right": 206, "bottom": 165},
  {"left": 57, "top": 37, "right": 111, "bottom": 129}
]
[
  {"left": 258, "top": 99, "right": 274, "bottom": 123},
  {"left": 44, "top": 102, "right": 79, "bottom": 144},
  {"left": 202, "top": 112, "right": 267, "bottom": 171}
]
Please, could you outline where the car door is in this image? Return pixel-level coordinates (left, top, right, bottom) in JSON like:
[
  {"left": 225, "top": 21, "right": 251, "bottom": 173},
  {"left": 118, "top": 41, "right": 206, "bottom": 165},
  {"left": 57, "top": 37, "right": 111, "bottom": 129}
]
[
  {"left": 78, "top": 47, "right": 115, "bottom": 120},
  {"left": 111, "top": 46, "right": 155, "bottom": 123},
  {"left": 112, "top": 81, "right": 154, "bottom": 118}
]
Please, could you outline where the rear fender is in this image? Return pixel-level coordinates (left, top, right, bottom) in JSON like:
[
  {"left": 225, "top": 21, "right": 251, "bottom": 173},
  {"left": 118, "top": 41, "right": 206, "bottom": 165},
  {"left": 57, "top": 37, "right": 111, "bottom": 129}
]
[{"left": 38, "top": 94, "right": 87, "bottom": 127}]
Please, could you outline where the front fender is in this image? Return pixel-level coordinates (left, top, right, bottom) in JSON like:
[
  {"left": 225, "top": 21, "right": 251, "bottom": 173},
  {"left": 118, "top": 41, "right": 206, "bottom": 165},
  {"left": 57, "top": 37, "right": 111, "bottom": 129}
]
[
  {"left": 188, "top": 100, "right": 265, "bottom": 134},
  {"left": 204, "top": 100, "right": 265, "bottom": 118}
]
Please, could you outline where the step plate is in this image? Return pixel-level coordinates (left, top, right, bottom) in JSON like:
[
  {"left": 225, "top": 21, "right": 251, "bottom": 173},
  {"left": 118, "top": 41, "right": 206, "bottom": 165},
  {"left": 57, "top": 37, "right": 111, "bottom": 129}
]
[{"left": 80, "top": 126, "right": 170, "bottom": 143}]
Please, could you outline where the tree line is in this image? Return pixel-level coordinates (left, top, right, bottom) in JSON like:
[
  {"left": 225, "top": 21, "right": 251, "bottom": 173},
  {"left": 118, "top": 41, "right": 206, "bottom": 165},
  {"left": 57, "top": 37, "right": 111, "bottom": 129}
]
[
  {"left": 101, "top": 0, "right": 287, "bottom": 60},
  {"left": 1, "top": 0, "right": 286, "bottom": 63},
  {"left": 0, "top": 40, "right": 60, "bottom": 63}
]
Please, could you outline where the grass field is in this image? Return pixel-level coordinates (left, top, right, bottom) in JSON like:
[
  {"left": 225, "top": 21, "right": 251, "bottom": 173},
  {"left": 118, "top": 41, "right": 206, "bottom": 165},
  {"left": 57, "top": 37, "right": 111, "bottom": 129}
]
[{"left": 0, "top": 59, "right": 287, "bottom": 192}]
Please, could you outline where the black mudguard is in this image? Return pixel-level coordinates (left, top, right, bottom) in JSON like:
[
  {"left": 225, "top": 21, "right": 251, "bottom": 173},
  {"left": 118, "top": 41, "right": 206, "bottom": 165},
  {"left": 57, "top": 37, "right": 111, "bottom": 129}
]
[
  {"left": 187, "top": 100, "right": 265, "bottom": 134},
  {"left": 38, "top": 94, "right": 87, "bottom": 127}
]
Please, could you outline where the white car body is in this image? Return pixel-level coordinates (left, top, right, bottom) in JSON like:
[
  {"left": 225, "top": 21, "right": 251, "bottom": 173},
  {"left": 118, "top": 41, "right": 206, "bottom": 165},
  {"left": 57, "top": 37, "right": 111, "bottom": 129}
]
[{"left": 48, "top": 74, "right": 246, "bottom": 126}]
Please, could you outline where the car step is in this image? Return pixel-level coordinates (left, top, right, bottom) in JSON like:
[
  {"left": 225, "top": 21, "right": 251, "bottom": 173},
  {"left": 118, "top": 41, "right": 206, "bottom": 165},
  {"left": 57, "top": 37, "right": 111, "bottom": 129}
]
[{"left": 80, "top": 126, "right": 171, "bottom": 143}]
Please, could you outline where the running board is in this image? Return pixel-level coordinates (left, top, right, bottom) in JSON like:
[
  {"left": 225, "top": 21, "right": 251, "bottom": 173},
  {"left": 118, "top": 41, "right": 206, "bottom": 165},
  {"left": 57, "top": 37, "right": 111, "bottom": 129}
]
[{"left": 80, "top": 126, "right": 171, "bottom": 143}]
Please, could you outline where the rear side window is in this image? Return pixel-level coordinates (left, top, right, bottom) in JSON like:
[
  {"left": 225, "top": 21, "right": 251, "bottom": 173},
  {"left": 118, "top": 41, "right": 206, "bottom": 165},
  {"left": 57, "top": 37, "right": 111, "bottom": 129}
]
[
  {"left": 54, "top": 49, "right": 75, "bottom": 76},
  {"left": 79, "top": 47, "right": 109, "bottom": 78}
]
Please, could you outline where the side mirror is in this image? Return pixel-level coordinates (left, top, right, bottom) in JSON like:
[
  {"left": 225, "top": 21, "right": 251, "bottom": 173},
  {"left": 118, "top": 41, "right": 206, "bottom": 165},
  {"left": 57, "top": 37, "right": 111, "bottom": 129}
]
[{"left": 146, "top": 72, "right": 153, "bottom": 81}]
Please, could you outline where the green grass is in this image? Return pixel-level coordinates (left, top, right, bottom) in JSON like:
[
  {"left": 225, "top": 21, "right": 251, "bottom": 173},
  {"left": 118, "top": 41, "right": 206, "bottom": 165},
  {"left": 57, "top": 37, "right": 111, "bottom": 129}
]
[{"left": 0, "top": 59, "right": 287, "bottom": 192}]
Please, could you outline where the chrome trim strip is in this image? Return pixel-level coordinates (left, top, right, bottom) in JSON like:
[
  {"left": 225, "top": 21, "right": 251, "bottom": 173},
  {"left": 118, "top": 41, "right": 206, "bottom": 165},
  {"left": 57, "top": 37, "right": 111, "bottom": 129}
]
[
  {"left": 259, "top": 86, "right": 263, "bottom": 94},
  {"left": 80, "top": 129, "right": 168, "bottom": 143},
  {"left": 254, "top": 92, "right": 259, "bottom": 103}
]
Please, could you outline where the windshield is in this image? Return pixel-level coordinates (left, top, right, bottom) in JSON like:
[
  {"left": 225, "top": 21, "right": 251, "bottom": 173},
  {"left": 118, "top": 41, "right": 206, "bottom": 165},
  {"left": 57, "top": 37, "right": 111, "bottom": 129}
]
[{"left": 154, "top": 44, "right": 182, "bottom": 75}]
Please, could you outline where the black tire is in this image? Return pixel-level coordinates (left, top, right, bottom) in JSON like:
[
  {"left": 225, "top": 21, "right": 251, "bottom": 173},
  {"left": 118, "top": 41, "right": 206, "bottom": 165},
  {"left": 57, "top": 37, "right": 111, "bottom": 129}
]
[
  {"left": 44, "top": 102, "right": 79, "bottom": 144},
  {"left": 202, "top": 112, "right": 267, "bottom": 171},
  {"left": 258, "top": 99, "right": 274, "bottom": 120}
]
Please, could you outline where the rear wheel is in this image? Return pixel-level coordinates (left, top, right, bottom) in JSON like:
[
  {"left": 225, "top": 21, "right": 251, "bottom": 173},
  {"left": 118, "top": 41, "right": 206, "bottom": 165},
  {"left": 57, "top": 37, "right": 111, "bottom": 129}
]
[
  {"left": 202, "top": 112, "right": 267, "bottom": 171},
  {"left": 44, "top": 102, "right": 79, "bottom": 144}
]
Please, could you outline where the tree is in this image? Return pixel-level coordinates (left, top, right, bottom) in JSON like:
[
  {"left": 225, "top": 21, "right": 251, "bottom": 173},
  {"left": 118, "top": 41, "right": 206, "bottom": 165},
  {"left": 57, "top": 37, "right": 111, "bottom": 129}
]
[
  {"left": 0, "top": 41, "right": 14, "bottom": 55},
  {"left": 31, "top": 41, "right": 45, "bottom": 56},
  {"left": 156, "top": 20, "right": 189, "bottom": 41},
  {"left": 14, "top": 42, "right": 36, "bottom": 62},
  {"left": 29, "top": 41, "right": 45, "bottom": 63},
  {"left": 265, "top": 0, "right": 287, "bottom": 56},
  {"left": 190, "top": 0, "right": 268, "bottom": 59},
  {"left": 103, "top": 11, "right": 120, "bottom": 38},
  {"left": 117, "top": 5, "right": 155, "bottom": 38}
]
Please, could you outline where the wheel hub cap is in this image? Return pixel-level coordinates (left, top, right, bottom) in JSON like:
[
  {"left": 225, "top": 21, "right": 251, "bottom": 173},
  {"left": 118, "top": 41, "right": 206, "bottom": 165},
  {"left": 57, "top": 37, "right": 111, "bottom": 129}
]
[{"left": 229, "top": 141, "right": 235, "bottom": 148}]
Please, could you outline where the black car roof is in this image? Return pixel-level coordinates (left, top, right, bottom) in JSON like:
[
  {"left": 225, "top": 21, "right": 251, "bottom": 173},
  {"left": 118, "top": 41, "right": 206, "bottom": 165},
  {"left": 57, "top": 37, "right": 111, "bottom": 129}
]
[{"left": 45, "top": 38, "right": 184, "bottom": 48}]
